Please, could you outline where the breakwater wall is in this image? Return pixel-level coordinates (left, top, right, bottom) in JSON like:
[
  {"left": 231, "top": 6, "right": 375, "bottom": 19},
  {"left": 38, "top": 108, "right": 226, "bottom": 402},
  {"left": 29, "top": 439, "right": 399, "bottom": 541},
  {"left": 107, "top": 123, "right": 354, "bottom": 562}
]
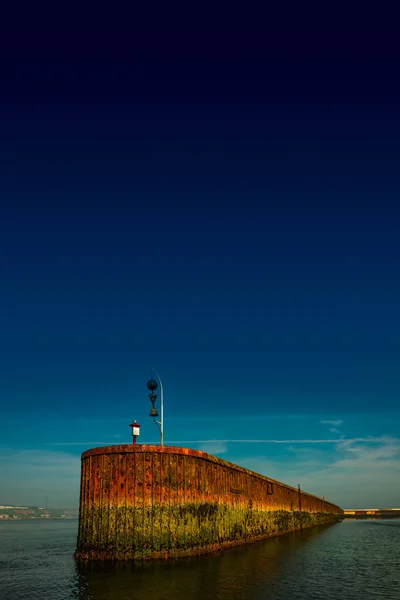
[{"left": 74, "top": 445, "right": 343, "bottom": 560}]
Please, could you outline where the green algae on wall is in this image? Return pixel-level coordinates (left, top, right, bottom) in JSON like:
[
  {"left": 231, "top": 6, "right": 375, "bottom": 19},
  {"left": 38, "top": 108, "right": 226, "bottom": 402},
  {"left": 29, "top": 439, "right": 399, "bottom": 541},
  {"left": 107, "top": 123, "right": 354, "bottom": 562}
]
[
  {"left": 76, "top": 504, "right": 342, "bottom": 560},
  {"left": 74, "top": 445, "right": 343, "bottom": 560}
]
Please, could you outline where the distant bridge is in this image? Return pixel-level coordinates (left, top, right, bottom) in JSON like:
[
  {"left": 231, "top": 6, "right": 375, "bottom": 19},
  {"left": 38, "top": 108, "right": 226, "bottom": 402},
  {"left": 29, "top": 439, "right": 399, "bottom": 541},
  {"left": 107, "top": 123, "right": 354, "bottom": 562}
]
[{"left": 343, "top": 508, "right": 400, "bottom": 518}]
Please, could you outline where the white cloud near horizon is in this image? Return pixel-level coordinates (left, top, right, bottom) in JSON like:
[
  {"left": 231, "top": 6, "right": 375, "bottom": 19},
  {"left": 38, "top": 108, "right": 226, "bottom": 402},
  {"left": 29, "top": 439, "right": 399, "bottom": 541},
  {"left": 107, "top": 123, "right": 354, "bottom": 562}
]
[
  {"left": 37, "top": 436, "right": 395, "bottom": 447},
  {"left": 197, "top": 441, "right": 228, "bottom": 455},
  {"left": 320, "top": 419, "right": 343, "bottom": 426},
  {"left": 0, "top": 448, "right": 80, "bottom": 508},
  {"left": 167, "top": 437, "right": 387, "bottom": 444},
  {"left": 237, "top": 435, "right": 400, "bottom": 508}
]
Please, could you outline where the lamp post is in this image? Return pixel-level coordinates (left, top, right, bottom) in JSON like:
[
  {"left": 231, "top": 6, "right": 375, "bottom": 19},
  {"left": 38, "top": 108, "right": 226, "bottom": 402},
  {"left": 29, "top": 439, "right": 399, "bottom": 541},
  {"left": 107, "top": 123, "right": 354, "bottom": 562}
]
[{"left": 147, "top": 370, "right": 164, "bottom": 446}]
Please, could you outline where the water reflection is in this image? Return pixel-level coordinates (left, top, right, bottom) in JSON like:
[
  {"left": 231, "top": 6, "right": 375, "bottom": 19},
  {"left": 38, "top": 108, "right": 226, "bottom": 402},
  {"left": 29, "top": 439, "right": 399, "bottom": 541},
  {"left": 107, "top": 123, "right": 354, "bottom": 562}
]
[
  {"left": 2, "top": 520, "right": 399, "bottom": 600},
  {"left": 73, "top": 523, "right": 336, "bottom": 600}
]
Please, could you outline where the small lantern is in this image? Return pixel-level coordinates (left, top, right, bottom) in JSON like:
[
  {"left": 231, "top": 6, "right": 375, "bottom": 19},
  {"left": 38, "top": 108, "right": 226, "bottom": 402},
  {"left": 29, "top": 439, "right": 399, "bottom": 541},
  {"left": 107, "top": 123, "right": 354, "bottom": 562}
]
[
  {"left": 147, "top": 379, "right": 159, "bottom": 417},
  {"left": 148, "top": 393, "right": 158, "bottom": 417},
  {"left": 129, "top": 420, "right": 140, "bottom": 445}
]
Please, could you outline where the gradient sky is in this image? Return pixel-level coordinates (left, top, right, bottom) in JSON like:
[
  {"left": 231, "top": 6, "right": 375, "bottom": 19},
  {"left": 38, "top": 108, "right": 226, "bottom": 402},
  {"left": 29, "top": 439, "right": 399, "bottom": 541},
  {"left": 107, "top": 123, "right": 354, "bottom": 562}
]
[{"left": 0, "top": 32, "right": 399, "bottom": 509}]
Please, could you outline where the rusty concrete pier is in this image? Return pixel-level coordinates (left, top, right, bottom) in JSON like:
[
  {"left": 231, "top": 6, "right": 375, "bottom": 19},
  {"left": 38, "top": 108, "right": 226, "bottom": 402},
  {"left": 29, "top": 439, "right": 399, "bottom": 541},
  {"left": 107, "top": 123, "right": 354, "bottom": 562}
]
[{"left": 74, "top": 444, "right": 343, "bottom": 560}]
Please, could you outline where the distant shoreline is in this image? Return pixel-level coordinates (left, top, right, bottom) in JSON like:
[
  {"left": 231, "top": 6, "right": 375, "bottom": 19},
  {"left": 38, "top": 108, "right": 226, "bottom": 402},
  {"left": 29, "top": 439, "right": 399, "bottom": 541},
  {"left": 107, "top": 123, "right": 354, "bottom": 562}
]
[
  {"left": 0, "top": 517, "right": 78, "bottom": 522},
  {"left": 343, "top": 515, "right": 400, "bottom": 520}
]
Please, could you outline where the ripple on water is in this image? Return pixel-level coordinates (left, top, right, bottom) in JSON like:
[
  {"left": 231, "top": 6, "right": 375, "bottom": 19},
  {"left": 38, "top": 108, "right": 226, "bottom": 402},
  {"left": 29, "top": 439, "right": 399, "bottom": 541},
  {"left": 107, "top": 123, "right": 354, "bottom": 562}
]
[{"left": 0, "top": 519, "right": 399, "bottom": 600}]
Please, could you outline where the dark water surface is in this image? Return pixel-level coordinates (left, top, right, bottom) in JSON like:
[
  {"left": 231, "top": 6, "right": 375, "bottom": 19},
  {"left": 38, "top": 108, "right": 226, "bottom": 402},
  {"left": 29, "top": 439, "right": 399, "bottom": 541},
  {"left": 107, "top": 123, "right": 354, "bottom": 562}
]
[{"left": 0, "top": 519, "right": 399, "bottom": 599}]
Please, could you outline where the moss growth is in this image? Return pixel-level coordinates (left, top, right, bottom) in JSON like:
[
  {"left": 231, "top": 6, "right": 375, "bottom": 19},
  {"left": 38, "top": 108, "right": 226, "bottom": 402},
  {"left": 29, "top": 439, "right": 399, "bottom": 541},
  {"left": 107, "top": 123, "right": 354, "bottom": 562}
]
[{"left": 76, "top": 503, "right": 341, "bottom": 560}]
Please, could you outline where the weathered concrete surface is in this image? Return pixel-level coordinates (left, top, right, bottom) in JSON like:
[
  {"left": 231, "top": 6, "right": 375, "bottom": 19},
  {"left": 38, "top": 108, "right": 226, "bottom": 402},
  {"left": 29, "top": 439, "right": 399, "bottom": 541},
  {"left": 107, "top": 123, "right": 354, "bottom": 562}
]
[{"left": 74, "top": 445, "right": 343, "bottom": 560}]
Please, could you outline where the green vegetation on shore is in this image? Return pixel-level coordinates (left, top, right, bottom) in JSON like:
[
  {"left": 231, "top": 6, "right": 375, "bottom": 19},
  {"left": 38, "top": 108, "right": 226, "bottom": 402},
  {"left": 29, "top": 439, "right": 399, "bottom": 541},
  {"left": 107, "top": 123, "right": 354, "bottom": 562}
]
[{"left": 0, "top": 505, "right": 78, "bottom": 520}]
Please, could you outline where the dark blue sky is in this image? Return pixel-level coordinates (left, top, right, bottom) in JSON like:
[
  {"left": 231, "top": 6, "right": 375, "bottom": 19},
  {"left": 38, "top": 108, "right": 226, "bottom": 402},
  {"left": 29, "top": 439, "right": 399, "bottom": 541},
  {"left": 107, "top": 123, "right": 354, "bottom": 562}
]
[{"left": 0, "top": 32, "right": 399, "bottom": 507}]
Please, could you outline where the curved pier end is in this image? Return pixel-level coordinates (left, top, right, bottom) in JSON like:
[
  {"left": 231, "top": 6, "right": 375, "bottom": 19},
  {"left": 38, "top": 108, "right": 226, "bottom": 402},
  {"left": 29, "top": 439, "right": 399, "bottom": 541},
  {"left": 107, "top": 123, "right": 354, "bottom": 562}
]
[{"left": 74, "top": 444, "right": 343, "bottom": 560}]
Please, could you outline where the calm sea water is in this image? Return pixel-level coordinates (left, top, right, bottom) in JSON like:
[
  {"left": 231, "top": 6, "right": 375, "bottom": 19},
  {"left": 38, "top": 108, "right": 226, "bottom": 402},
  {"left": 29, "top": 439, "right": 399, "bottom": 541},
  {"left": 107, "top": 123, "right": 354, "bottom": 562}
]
[{"left": 0, "top": 519, "right": 399, "bottom": 600}]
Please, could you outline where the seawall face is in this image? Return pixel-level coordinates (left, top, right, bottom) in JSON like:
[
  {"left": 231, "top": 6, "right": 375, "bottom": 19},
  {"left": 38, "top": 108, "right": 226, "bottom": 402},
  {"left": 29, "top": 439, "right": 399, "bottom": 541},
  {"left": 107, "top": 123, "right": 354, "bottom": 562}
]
[{"left": 74, "top": 445, "right": 342, "bottom": 560}]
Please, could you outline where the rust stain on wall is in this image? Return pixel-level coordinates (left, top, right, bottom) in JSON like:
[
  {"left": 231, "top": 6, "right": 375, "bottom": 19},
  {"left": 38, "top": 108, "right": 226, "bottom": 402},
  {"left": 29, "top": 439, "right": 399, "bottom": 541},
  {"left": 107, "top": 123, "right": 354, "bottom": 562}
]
[{"left": 74, "top": 445, "right": 343, "bottom": 560}]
